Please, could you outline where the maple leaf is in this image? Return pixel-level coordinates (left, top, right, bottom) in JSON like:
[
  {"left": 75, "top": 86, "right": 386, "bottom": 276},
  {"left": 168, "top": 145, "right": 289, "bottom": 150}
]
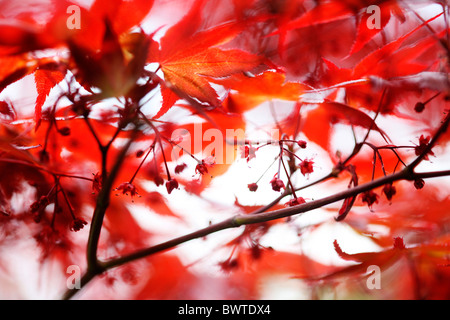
[
  {"left": 267, "top": 0, "right": 358, "bottom": 56},
  {"left": 69, "top": 21, "right": 150, "bottom": 98},
  {"left": 152, "top": 0, "right": 267, "bottom": 117},
  {"left": 101, "top": 0, "right": 154, "bottom": 36},
  {"left": 353, "top": 12, "right": 443, "bottom": 78},
  {"left": 310, "top": 238, "right": 405, "bottom": 283},
  {"left": 0, "top": 137, "right": 40, "bottom": 165},
  {"left": 0, "top": 20, "right": 57, "bottom": 55},
  {"left": 349, "top": 1, "right": 405, "bottom": 55},
  {"left": 275, "top": 1, "right": 354, "bottom": 32},
  {"left": 0, "top": 100, "right": 15, "bottom": 123},
  {"left": 301, "top": 100, "right": 390, "bottom": 151},
  {"left": 0, "top": 55, "right": 38, "bottom": 93},
  {"left": 268, "top": 0, "right": 405, "bottom": 43},
  {"left": 34, "top": 67, "right": 66, "bottom": 130},
  {"left": 336, "top": 165, "right": 358, "bottom": 221},
  {"left": 60, "top": 0, "right": 154, "bottom": 52},
  {"left": 162, "top": 48, "right": 264, "bottom": 107},
  {"left": 322, "top": 236, "right": 450, "bottom": 298},
  {"left": 309, "top": 11, "right": 445, "bottom": 114},
  {"left": 213, "top": 71, "right": 306, "bottom": 113}
]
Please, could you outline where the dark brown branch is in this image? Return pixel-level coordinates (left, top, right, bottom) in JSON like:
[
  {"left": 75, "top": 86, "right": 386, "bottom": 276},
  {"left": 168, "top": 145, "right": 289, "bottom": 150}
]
[
  {"left": 62, "top": 127, "right": 139, "bottom": 300},
  {"left": 86, "top": 128, "right": 139, "bottom": 270},
  {"left": 63, "top": 166, "right": 449, "bottom": 301},
  {"left": 101, "top": 166, "right": 449, "bottom": 268}
]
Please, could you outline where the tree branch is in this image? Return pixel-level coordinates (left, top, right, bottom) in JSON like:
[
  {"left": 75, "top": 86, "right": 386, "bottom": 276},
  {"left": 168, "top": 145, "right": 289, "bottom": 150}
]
[
  {"left": 62, "top": 126, "right": 140, "bottom": 300},
  {"left": 86, "top": 127, "right": 139, "bottom": 270},
  {"left": 63, "top": 164, "right": 450, "bottom": 300},
  {"left": 62, "top": 104, "right": 450, "bottom": 299}
]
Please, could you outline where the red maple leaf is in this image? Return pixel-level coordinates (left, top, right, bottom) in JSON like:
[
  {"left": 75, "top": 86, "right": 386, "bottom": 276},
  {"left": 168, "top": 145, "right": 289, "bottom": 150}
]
[{"left": 150, "top": 0, "right": 268, "bottom": 117}]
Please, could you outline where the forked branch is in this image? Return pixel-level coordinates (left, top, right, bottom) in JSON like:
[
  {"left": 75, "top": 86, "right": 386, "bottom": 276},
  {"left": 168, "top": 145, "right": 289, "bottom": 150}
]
[{"left": 62, "top": 110, "right": 450, "bottom": 299}]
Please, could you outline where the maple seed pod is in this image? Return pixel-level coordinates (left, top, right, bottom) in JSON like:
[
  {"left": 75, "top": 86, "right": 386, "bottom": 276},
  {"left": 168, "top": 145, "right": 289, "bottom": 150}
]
[
  {"left": 195, "top": 162, "right": 208, "bottom": 175},
  {"left": 174, "top": 163, "right": 187, "bottom": 174},
  {"left": 270, "top": 177, "right": 285, "bottom": 192},
  {"left": 219, "top": 258, "right": 239, "bottom": 271},
  {"left": 415, "top": 135, "right": 434, "bottom": 159},
  {"left": 166, "top": 179, "right": 179, "bottom": 194},
  {"left": 92, "top": 172, "right": 103, "bottom": 193},
  {"left": 414, "top": 102, "right": 425, "bottom": 113},
  {"left": 30, "top": 195, "right": 49, "bottom": 213},
  {"left": 70, "top": 217, "right": 88, "bottom": 232},
  {"left": 116, "top": 182, "right": 138, "bottom": 197},
  {"left": 248, "top": 183, "right": 258, "bottom": 192},
  {"left": 135, "top": 150, "right": 144, "bottom": 158},
  {"left": 360, "top": 190, "right": 379, "bottom": 209},
  {"left": 154, "top": 175, "right": 164, "bottom": 187},
  {"left": 285, "top": 197, "right": 306, "bottom": 207},
  {"left": 382, "top": 183, "right": 396, "bottom": 201},
  {"left": 299, "top": 159, "right": 314, "bottom": 176},
  {"left": 414, "top": 178, "right": 425, "bottom": 190},
  {"left": 297, "top": 140, "right": 307, "bottom": 148},
  {"left": 58, "top": 126, "right": 71, "bottom": 136}
]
